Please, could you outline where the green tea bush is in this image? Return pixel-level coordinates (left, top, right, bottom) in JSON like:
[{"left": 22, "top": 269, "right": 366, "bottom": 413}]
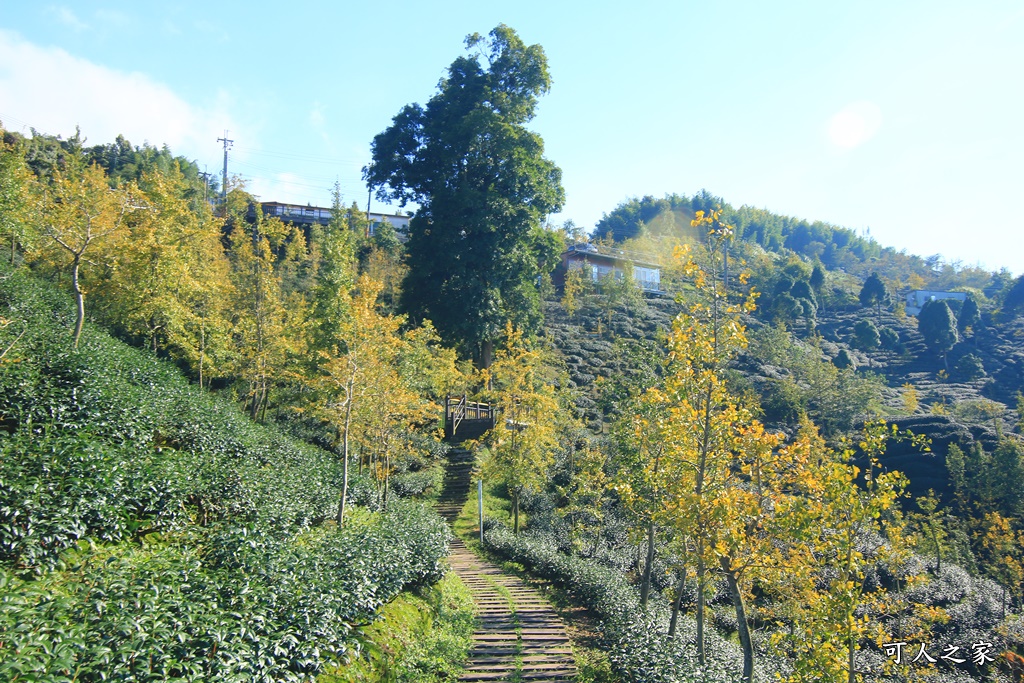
[
  {"left": 0, "top": 266, "right": 454, "bottom": 680},
  {"left": 0, "top": 429, "right": 188, "bottom": 572},
  {"left": 0, "top": 502, "right": 451, "bottom": 682},
  {"left": 483, "top": 522, "right": 768, "bottom": 683}
]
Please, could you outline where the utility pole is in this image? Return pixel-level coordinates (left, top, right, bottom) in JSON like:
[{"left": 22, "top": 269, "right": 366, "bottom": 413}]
[
  {"left": 198, "top": 167, "right": 211, "bottom": 204},
  {"left": 217, "top": 131, "right": 233, "bottom": 206}
]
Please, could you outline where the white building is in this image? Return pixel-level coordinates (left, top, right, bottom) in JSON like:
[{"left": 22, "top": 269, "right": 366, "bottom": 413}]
[{"left": 905, "top": 290, "right": 966, "bottom": 316}]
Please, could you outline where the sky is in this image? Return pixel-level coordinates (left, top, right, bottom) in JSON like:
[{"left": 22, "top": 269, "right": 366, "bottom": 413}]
[{"left": 1, "top": 1, "right": 1022, "bottom": 274}]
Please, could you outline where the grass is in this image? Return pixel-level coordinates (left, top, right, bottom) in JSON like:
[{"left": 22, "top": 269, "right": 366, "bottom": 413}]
[{"left": 318, "top": 571, "right": 475, "bottom": 683}]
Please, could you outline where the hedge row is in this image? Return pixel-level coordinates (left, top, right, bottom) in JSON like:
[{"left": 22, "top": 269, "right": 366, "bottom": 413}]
[
  {"left": 1, "top": 501, "right": 451, "bottom": 682},
  {"left": 483, "top": 522, "right": 767, "bottom": 683},
  {"left": 0, "top": 265, "right": 453, "bottom": 680}
]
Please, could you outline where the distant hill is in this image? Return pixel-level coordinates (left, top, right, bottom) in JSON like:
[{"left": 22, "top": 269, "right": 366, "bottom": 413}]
[{"left": 595, "top": 191, "right": 1009, "bottom": 292}]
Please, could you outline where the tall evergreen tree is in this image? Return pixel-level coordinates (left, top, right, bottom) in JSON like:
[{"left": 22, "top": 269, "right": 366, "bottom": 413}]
[
  {"left": 364, "top": 25, "right": 564, "bottom": 366},
  {"left": 917, "top": 299, "right": 958, "bottom": 371},
  {"left": 958, "top": 294, "right": 980, "bottom": 334},
  {"left": 859, "top": 272, "right": 888, "bottom": 317}
]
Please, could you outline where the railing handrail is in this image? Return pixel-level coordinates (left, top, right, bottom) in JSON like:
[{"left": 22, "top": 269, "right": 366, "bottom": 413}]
[
  {"left": 445, "top": 394, "right": 496, "bottom": 436},
  {"left": 453, "top": 395, "right": 467, "bottom": 435}
]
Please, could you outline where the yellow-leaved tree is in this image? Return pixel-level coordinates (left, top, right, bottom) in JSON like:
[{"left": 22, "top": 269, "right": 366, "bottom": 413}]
[
  {"left": 316, "top": 275, "right": 459, "bottom": 524},
  {"left": 94, "top": 163, "right": 234, "bottom": 385},
  {"left": 0, "top": 130, "right": 35, "bottom": 265},
  {"left": 228, "top": 201, "right": 305, "bottom": 420},
  {"left": 649, "top": 210, "right": 781, "bottom": 678},
  {"left": 485, "top": 323, "right": 561, "bottom": 534},
  {"left": 317, "top": 275, "right": 399, "bottom": 526},
  {"left": 37, "top": 161, "right": 136, "bottom": 348},
  {"left": 773, "top": 422, "right": 922, "bottom": 683}
]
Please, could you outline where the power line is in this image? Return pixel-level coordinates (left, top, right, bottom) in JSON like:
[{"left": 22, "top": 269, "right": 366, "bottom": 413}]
[
  {"left": 233, "top": 144, "right": 363, "bottom": 165},
  {"left": 231, "top": 159, "right": 361, "bottom": 185}
]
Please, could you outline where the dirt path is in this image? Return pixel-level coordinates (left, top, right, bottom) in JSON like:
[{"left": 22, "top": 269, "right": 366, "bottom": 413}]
[{"left": 437, "top": 445, "right": 577, "bottom": 682}]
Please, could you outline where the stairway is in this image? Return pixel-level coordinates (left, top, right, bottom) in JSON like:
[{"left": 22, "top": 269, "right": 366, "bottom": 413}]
[
  {"left": 436, "top": 426, "right": 578, "bottom": 682},
  {"left": 449, "top": 537, "right": 577, "bottom": 682},
  {"left": 436, "top": 446, "right": 476, "bottom": 523}
]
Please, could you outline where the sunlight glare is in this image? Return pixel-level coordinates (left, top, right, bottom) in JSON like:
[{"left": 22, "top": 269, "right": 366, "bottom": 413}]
[{"left": 827, "top": 101, "right": 882, "bottom": 149}]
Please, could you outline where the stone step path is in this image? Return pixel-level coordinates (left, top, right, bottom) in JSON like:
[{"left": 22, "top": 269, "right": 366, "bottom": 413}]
[
  {"left": 449, "top": 537, "right": 576, "bottom": 682},
  {"left": 436, "top": 440, "right": 577, "bottom": 682}
]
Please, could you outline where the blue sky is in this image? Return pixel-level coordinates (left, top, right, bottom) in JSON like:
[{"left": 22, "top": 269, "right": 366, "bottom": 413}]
[{"left": 2, "top": 1, "right": 1022, "bottom": 274}]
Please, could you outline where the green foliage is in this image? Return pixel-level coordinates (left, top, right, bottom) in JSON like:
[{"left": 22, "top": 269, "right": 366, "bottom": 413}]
[
  {"left": 310, "top": 185, "right": 358, "bottom": 355},
  {"left": 1002, "top": 275, "right": 1024, "bottom": 315},
  {"left": 365, "top": 25, "right": 565, "bottom": 362},
  {"left": 879, "top": 326, "right": 901, "bottom": 351},
  {"left": 0, "top": 265, "right": 453, "bottom": 679},
  {"left": 484, "top": 522, "right": 755, "bottom": 683},
  {"left": 760, "top": 377, "right": 805, "bottom": 423},
  {"left": 0, "top": 502, "right": 451, "bottom": 682},
  {"left": 858, "top": 272, "right": 888, "bottom": 314},
  {"left": 750, "top": 326, "right": 882, "bottom": 435},
  {"left": 958, "top": 295, "right": 980, "bottom": 333},
  {"left": 918, "top": 299, "right": 959, "bottom": 368},
  {"left": 809, "top": 264, "right": 825, "bottom": 296},
  {"left": 0, "top": 429, "right": 187, "bottom": 572},
  {"left": 852, "top": 318, "right": 880, "bottom": 350},
  {"left": 323, "top": 572, "right": 475, "bottom": 683},
  {"left": 952, "top": 353, "right": 986, "bottom": 382},
  {"left": 595, "top": 194, "right": 698, "bottom": 243},
  {"left": 833, "top": 347, "right": 854, "bottom": 370}
]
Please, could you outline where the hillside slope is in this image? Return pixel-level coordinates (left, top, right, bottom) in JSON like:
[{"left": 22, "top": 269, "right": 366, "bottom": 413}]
[{"left": 0, "top": 265, "right": 450, "bottom": 681}]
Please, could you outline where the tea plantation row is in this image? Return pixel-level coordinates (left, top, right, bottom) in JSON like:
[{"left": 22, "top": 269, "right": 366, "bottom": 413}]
[{"left": 0, "top": 266, "right": 452, "bottom": 681}]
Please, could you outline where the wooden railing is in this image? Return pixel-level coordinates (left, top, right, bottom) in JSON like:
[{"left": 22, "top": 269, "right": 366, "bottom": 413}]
[{"left": 445, "top": 394, "right": 495, "bottom": 437}]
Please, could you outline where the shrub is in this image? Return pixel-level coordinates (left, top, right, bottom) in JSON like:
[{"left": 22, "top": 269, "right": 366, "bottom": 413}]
[
  {"left": 879, "top": 326, "right": 901, "bottom": 351},
  {"left": 0, "top": 502, "right": 451, "bottom": 682},
  {"left": 952, "top": 353, "right": 986, "bottom": 382},
  {"left": 483, "top": 522, "right": 767, "bottom": 683},
  {"left": 833, "top": 348, "right": 855, "bottom": 370},
  {"left": 0, "top": 266, "right": 454, "bottom": 679},
  {"left": 853, "top": 319, "right": 880, "bottom": 350}
]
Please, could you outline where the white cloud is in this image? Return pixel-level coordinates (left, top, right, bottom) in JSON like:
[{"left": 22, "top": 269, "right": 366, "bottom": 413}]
[
  {"left": 0, "top": 30, "right": 240, "bottom": 164},
  {"left": 94, "top": 9, "right": 131, "bottom": 28},
  {"left": 246, "top": 171, "right": 331, "bottom": 206},
  {"left": 50, "top": 6, "right": 88, "bottom": 32},
  {"left": 309, "top": 102, "right": 326, "bottom": 129},
  {"left": 826, "top": 101, "right": 882, "bottom": 149}
]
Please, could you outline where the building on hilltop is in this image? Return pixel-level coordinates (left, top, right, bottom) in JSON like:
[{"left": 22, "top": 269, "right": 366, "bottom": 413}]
[
  {"left": 905, "top": 290, "right": 967, "bottom": 316},
  {"left": 556, "top": 242, "right": 663, "bottom": 293},
  {"left": 257, "top": 201, "right": 411, "bottom": 239}
]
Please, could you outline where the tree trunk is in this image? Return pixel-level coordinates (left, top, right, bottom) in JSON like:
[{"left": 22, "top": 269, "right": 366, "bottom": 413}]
[
  {"left": 337, "top": 395, "right": 352, "bottom": 528},
  {"left": 71, "top": 257, "right": 85, "bottom": 349},
  {"left": 198, "top": 320, "right": 205, "bottom": 389},
  {"left": 723, "top": 240, "right": 729, "bottom": 292},
  {"left": 259, "top": 387, "right": 269, "bottom": 423},
  {"left": 847, "top": 623, "right": 856, "bottom": 683},
  {"left": 669, "top": 566, "right": 687, "bottom": 637},
  {"left": 383, "top": 449, "right": 390, "bottom": 510},
  {"left": 640, "top": 520, "right": 656, "bottom": 609},
  {"left": 696, "top": 557, "right": 706, "bottom": 666},
  {"left": 481, "top": 340, "right": 494, "bottom": 370},
  {"left": 721, "top": 556, "right": 753, "bottom": 682}
]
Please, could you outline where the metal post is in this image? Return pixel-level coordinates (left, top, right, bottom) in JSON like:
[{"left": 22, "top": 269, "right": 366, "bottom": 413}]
[{"left": 478, "top": 479, "right": 484, "bottom": 546}]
